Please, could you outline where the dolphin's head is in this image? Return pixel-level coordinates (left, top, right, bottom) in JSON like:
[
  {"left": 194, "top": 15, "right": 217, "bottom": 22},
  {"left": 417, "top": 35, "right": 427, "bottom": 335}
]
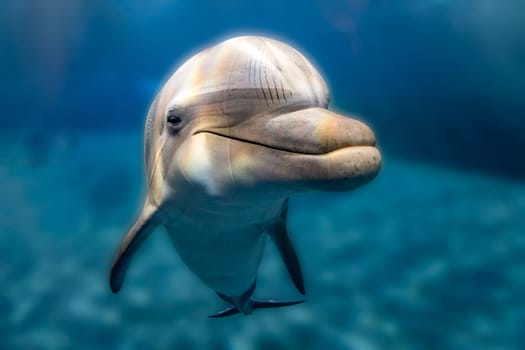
[{"left": 146, "top": 36, "right": 381, "bottom": 205}]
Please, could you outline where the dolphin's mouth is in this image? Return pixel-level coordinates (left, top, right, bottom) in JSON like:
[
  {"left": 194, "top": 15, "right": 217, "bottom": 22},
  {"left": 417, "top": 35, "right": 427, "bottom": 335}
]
[
  {"left": 193, "top": 130, "right": 331, "bottom": 155},
  {"left": 191, "top": 130, "right": 381, "bottom": 193},
  {"left": 193, "top": 107, "right": 377, "bottom": 156}
]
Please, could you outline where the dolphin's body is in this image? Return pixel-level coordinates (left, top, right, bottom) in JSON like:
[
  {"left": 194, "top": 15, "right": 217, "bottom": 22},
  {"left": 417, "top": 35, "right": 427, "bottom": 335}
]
[{"left": 110, "top": 36, "right": 381, "bottom": 317}]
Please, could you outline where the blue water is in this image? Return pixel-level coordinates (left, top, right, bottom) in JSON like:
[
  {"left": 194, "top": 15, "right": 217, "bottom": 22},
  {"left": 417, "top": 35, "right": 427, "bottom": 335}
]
[{"left": 1, "top": 1, "right": 524, "bottom": 349}]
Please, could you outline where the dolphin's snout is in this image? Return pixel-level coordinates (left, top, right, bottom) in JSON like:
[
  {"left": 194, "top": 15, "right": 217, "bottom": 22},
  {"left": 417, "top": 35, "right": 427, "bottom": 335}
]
[
  {"left": 249, "top": 107, "right": 377, "bottom": 155},
  {"left": 193, "top": 105, "right": 381, "bottom": 193},
  {"left": 314, "top": 109, "right": 376, "bottom": 151},
  {"left": 205, "top": 107, "right": 378, "bottom": 155}
]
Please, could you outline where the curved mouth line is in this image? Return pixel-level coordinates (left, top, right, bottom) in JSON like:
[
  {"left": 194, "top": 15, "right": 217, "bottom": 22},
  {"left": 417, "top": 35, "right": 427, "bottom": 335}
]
[
  {"left": 194, "top": 130, "right": 322, "bottom": 155},
  {"left": 193, "top": 130, "right": 324, "bottom": 155}
]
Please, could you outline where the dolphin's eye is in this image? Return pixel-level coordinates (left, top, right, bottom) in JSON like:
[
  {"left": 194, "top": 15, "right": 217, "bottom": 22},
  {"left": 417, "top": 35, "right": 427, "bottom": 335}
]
[
  {"left": 166, "top": 114, "right": 183, "bottom": 133},
  {"left": 166, "top": 106, "right": 186, "bottom": 133},
  {"left": 167, "top": 115, "right": 182, "bottom": 125}
]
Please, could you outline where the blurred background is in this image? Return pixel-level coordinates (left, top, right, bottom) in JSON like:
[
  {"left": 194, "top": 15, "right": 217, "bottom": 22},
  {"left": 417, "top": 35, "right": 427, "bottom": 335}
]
[{"left": 1, "top": 0, "right": 524, "bottom": 349}]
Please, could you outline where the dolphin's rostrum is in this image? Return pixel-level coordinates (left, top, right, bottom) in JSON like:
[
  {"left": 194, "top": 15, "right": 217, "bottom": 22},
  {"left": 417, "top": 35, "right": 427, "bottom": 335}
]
[{"left": 110, "top": 36, "right": 382, "bottom": 317}]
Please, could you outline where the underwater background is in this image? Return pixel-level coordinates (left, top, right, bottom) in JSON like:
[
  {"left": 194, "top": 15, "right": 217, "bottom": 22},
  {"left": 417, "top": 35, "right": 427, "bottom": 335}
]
[{"left": 1, "top": 0, "right": 524, "bottom": 349}]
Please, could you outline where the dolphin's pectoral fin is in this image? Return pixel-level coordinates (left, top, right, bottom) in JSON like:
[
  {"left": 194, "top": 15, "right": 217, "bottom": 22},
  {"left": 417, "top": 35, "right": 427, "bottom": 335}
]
[
  {"left": 110, "top": 203, "right": 161, "bottom": 293},
  {"left": 269, "top": 227, "right": 305, "bottom": 295},
  {"left": 267, "top": 198, "right": 306, "bottom": 295},
  {"left": 208, "top": 299, "right": 305, "bottom": 318}
]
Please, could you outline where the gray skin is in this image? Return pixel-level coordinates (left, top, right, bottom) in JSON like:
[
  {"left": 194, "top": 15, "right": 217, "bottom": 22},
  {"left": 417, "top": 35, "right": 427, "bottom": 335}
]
[{"left": 110, "top": 36, "right": 382, "bottom": 317}]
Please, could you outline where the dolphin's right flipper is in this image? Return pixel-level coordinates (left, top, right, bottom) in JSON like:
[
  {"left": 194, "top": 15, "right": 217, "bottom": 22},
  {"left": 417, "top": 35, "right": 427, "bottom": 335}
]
[
  {"left": 267, "top": 198, "right": 305, "bottom": 295},
  {"left": 110, "top": 203, "right": 161, "bottom": 293}
]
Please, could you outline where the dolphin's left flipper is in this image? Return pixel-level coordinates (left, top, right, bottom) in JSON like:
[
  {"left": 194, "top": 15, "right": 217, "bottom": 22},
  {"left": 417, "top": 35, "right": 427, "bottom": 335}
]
[{"left": 267, "top": 198, "right": 306, "bottom": 295}]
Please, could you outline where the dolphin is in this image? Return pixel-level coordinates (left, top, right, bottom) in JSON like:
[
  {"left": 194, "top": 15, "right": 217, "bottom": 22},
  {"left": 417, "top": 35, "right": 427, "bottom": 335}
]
[{"left": 110, "top": 36, "right": 381, "bottom": 317}]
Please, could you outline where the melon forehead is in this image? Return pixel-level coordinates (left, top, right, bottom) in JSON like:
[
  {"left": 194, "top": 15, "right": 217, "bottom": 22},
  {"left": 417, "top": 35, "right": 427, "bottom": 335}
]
[{"left": 157, "top": 36, "right": 329, "bottom": 114}]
